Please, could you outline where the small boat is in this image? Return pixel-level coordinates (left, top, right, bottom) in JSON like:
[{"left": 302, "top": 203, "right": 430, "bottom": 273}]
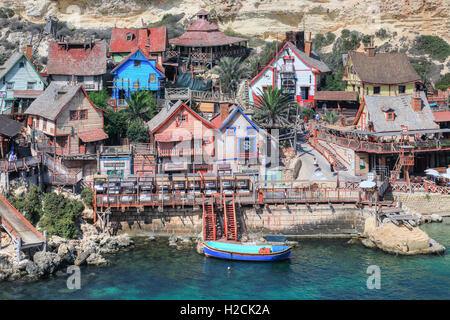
[{"left": 202, "top": 241, "right": 292, "bottom": 261}]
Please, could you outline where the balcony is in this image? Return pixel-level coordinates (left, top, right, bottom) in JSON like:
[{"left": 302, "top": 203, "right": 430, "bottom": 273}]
[{"left": 158, "top": 147, "right": 204, "bottom": 157}]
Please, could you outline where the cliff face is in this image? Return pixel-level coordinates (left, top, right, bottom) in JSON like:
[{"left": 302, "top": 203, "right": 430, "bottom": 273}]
[{"left": 6, "top": 0, "right": 450, "bottom": 41}]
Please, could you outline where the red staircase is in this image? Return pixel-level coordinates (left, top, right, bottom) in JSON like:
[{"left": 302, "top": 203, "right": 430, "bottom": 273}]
[
  {"left": 390, "top": 150, "right": 415, "bottom": 185},
  {"left": 223, "top": 195, "right": 237, "bottom": 241},
  {"left": 202, "top": 196, "right": 216, "bottom": 241}
]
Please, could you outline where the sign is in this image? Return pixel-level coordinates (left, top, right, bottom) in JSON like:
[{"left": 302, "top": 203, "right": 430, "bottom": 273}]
[
  {"left": 164, "top": 162, "right": 187, "bottom": 171},
  {"left": 0, "top": 91, "right": 6, "bottom": 98},
  {"left": 241, "top": 169, "right": 258, "bottom": 173},
  {"left": 401, "top": 126, "right": 408, "bottom": 132},
  {"left": 104, "top": 162, "right": 126, "bottom": 167}
]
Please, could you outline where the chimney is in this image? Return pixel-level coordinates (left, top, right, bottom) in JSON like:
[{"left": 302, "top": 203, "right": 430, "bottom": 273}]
[
  {"left": 220, "top": 103, "right": 229, "bottom": 122},
  {"left": 365, "top": 36, "right": 375, "bottom": 57},
  {"left": 411, "top": 91, "right": 422, "bottom": 111},
  {"left": 26, "top": 44, "right": 32, "bottom": 60},
  {"left": 304, "top": 32, "right": 312, "bottom": 57}
]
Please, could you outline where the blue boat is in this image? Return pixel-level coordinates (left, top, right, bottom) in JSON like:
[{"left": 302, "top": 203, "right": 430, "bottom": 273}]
[{"left": 202, "top": 241, "right": 292, "bottom": 261}]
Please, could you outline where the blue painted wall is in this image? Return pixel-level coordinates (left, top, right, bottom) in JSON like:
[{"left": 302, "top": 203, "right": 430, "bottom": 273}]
[
  {"left": 0, "top": 54, "right": 45, "bottom": 113},
  {"left": 111, "top": 50, "right": 164, "bottom": 103}
]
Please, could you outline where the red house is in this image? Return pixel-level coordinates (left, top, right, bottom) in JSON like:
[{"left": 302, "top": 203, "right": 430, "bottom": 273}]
[{"left": 147, "top": 101, "right": 217, "bottom": 174}]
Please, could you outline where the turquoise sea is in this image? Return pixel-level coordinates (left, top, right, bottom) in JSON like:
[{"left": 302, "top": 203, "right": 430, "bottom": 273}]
[{"left": 0, "top": 218, "right": 449, "bottom": 300}]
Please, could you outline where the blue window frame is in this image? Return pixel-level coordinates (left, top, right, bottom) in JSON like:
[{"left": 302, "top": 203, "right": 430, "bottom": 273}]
[
  {"left": 226, "top": 127, "right": 236, "bottom": 136},
  {"left": 247, "top": 126, "right": 256, "bottom": 136}
]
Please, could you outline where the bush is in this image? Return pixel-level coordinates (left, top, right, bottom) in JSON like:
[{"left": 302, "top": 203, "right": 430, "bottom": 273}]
[
  {"left": 38, "top": 193, "right": 84, "bottom": 239},
  {"left": 341, "top": 29, "right": 351, "bottom": 39},
  {"left": 88, "top": 88, "right": 109, "bottom": 108},
  {"left": 7, "top": 184, "right": 43, "bottom": 226},
  {"left": 415, "top": 35, "right": 450, "bottom": 62},
  {"left": 80, "top": 188, "right": 94, "bottom": 206},
  {"left": 435, "top": 73, "right": 450, "bottom": 90},
  {"left": 375, "top": 28, "right": 389, "bottom": 40},
  {"left": 362, "top": 35, "right": 372, "bottom": 46},
  {"left": 126, "top": 120, "right": 149, "bottom": 143},
  {"left": 300, "top": 108, "right": 315, "bottom": 120},
  {"left": 104, "top": 109, "right": 128, "bottom": 145}
]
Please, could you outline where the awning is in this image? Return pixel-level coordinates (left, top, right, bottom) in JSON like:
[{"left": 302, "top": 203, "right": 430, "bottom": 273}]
[
  {"left": 13, "top": 90, "right": 44, "bottom": 99},
  {"left": 78, "top": 128, "right": 108, "bottom": 142},
  {"left": 163, "top": 162, "right": 188, "bottom": 171},
  {"left": 433, "top": 111, "right": 450, "bottom": 123},
  {"left": 314, "top": 91, "right": 359, "bottom": 101}
]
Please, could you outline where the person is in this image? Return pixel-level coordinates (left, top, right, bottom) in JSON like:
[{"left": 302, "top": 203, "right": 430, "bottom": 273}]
[
  {"left": 313, "top": 157, "right": 317, "bottom": 167},
  {"left": 322, "top": 102, "right": 327, "bottom": 112},
  {"left": 315, "top": 113, "right": 320, "bottom": 121}
]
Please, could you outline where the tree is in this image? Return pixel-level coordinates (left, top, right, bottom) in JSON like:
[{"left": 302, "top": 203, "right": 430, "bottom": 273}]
[
  {"left": 435, "top": 73, "right": 450, "bottom": 90},
  {"left": 7, "top": 184, "right": 43, "bottom": 226},
  {"left": 124, "top": 90, "right": 157, "bottom": 123},
  {"left": 126, "top": 120, "right": 149, "bottom": 143},
  {"left": 300, "top": 108, "right": 315, "bottom": 121},
  {"left": 322, "top": 110, "right": 342, "bottom": 125},
  {"left": 213, "top": 57, "right": 248, "bottom": 94},
  {"left": 104, "top": 109, "right": 128, "bottom": 145},
  {"left": 88, "top": 88, "right": 109, "bottom": 108},
  {"left": 253, "top": 87, "right": 294, "bottom": 127}
]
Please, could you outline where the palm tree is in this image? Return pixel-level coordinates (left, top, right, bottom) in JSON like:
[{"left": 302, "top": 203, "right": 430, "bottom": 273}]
[
  {"left": 213, "top": 57, "right": 248, "bottom": 94},
  {"left": 124, "top": 90, "right": 157, "bottom": 123},
  {"left": 322, "top": 110, "right": 342, "bottom": 124},
  {"left": 253, "top": 87, "right": 294, "bottom": 127}
]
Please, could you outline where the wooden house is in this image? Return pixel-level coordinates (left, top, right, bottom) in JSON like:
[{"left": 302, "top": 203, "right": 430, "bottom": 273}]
[
  {"left": 25, "top": 83, "right": 108, "bottom": 176},
  {"left": 213, "top": 105, "right": 278, "bottom": 179},
  {"left": 110, "top": 49, "right": 165, "bottom": 107},
  {"left": 248, "top": 34, "right": 330, "bottom": 108},
  {"left": 0, "top": 51, "right": 46, "bottom": 116},
  {"left": 109, "top": 25, "right": 168, "bottom": 66},
  {"left": 342, "top": 43, "right": 422, "bottom": 103},
  {"left": 47, "top": 39, "right": 107, "bottom": 92},
  {"left": 0, "top": 115, "right": 24, "bottom": 159},
  {"left": 147, "top": 100, "right": 216, "bottom": 174},
  {"left": 168, "top": 10, "right": 248, "bottom": 68}
]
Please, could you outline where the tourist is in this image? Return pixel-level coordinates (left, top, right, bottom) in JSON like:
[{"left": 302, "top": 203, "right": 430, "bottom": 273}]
[
  {"left": 313, "top": 157, "right": 318, "bottom": 167},
  {"left": 315, "top": 113, "right": 320, "bottom": 121}
]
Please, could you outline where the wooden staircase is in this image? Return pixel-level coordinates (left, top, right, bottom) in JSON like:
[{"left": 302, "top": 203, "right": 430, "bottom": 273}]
[
  {"left": 202, "top": 196, "right": 216, "bottom": 241},
  {"left": 223, "top": 195, "right": 238, "bottom": 241},
  {"left": 390, "top": 149, "right": 415, "bottom": 186}
]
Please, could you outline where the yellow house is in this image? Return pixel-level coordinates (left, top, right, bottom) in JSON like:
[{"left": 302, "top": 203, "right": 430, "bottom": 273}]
[{"left": 342, "top": 48, "right": 422, "bottom": 103}]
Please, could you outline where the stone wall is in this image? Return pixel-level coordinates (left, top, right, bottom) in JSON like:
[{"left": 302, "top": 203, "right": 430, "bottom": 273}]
[{"left": 395, "top": 193, "right": 450, "bottom": 216}]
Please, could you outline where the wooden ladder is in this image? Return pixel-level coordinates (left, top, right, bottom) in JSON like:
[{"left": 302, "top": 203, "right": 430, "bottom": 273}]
[
  {"left": 223, "top": 194, "right": 237, "bottom": 241},
  {"left": 202, "top": 196, "right": 216, "bottom": 241}
]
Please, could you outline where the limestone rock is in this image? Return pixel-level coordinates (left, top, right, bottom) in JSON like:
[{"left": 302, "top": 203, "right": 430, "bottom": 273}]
[
  {"left": 57, "top": 243, "right": 76, "bottom": 264},
  {"left": 74, "top": 251, "right": 90, "bottom": 266},
  {"left": 86, "top": 253, "right": 107, "bottom": 266},
  {"left": 430, "top": 214, "right": 443, "bottom": 223},
  {"left": 33, "top": 251, "right": 61, "bottom": 274}
]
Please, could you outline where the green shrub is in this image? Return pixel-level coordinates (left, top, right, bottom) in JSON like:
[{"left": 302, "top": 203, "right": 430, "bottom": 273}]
[
  {"left": 126, "top": 120, "right": 149, "bottom": 143},
  {"left": 435, "top": 73, "right": 450, "bottom": 90},
  {"left": 300, "top": 108, "right": 315, "bottom": 120},
  {"left": 104, "top": 109, "right": 128, "bottom": 145},
  {"left": 38, "top": 193, "right": 84, "bottom": 239},
  {"left": 341, "top": 29, "right": 351, "bottom": 39},
  {"left": 88, "top": 88, "right": 109, "bottom": 108},
  {"left": 80, "top": 188, "right": 94, "bottom": 206},
  {"left": 415, "top": 35, "right": 450, "bottom": 62},
  {"left": 7, "top": 184, "right": 43, "bottom": 226},
  {"left": 375, "top": 28, "right": 389, "bottom": 40}
]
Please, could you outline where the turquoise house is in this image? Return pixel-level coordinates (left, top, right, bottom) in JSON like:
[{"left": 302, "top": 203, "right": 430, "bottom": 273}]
[
  {"left": 110, "top": 48, "right": 164, "bottom": 107},
  {"left": 0, "top": 52, "right": 46, "bottom": 115}
]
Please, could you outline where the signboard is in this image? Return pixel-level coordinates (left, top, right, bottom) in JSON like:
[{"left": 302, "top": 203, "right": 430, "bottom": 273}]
[
  {"left": 104, "top": 162, "right": 126, "bottom": 167},
  {"left": 164, "top": 162, "right": 188, "bottom": 171}
]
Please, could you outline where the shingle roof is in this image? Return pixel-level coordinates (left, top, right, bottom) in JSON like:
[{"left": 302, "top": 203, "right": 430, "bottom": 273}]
[
  {"left": 364, "top": 92, "right": 439, "bottom": 132},
  {"left": 78, "top": 128, "right": 108, "bottom": 142},
  {"left": 109, "top": 26, "right": 167, "bottom": 53},
  {"left": 0, "top": 115, "right": 23, "bottom": 137},
  {"left": 314, "top": 91, "right": 358, "bottom": 101},
  {"left": 349, "top": 51, "right": 421, "bottom": 85},
  {"left": 47, "top": 40, "right": 107, "bottom": 76},
  {"left": 288, "top": 42, "right": 331, "bottom": 73},
  {"left": 0, "top": 52, "right": 22, "bottom": 80},
  {"left": 25, "top": 82, "right": 82, "bottom": 120}
]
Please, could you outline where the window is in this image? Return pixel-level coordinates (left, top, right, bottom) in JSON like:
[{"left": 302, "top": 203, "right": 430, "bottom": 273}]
[
  {"left": 43, "top": 119, "right": 47, "bottom": 130},
  {"left": 226, "top": 127, "right": 236, "bottom": 136},
  {"left": 373, "top": 86, "right": 380, "bottom": 94},
  {"left": 19, "top": 62, "right": 24, "bottom": 68},
  {"left": 79, "top": 110, "right": 87, "bottom": 120},
  {"left": 352, "top": 84, "right": 355, "bottom": 91},
  {"left": 70, "top": 110, "right": 78, "bottom": 120},
  {"left": 149, "top": 74, "right": 156, "bottom": 83},
  {"left": 386, "top": 112, "right": 395, "bottom": 121},
  {"left": 300, "top": 87, "right": 309, "bottom": 100},
  {"left": 27, "top": 82, "right": 35, "bottom": 90},
  {"left": 134, "top": 60, "right": 141, "bottom": 67},
  {"left": 77, "top": 76, "right": 84, "bottom": 83},
  {"left": 366, "top": 87, "right": 369, "bottom": 95},
  {"left": 6, "top": 82, "right": 13, "bottom": 90},
  {"left": 178, "top": 115, "right": 186, "bottom": 122},
  {"left": 399, "top": 85, "right": 406, "bottom": 94},
  {"left": 247, "top": 127, "right": 256, "bottom": 136},
  {"left": 133, "top": 81, "right": 140, "bottom": 89}
]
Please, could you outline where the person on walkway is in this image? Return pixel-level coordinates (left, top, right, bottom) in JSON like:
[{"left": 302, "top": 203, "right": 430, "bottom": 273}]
[
  {"left": 313, "top": 157, "right": 317, "bottom": 167},
  {"left": 315, "top": 113, "right": 320, "bottom": 122}
]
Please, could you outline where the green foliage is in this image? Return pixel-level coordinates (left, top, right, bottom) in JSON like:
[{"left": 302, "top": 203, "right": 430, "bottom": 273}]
[
  {"left": 341, "top": 29, "right": 351, "bottom": 39},
  {"left": 415, "top": 35, "right": 450, "bottom": 62},
  {"left": 126, "top": 120, "right": 149, "bottom": 143},
  {"left": 245, "top": 40, "right": 281, "bottom": 76},
  {"left": 410, "top": 57, "right": 432, "bottom": 85},
  {"left": 38, "top": 193, "right": 84, "bottom": 239},
  {"left": 80, "top": 188, "right": 94, "bottom": 206},
  {"left": 125, "top": 90, "right": 157, "bottom": 123},
  {"left": 320, "top": 68, "right": 346, "bottom": 91},
  {"left": 7, "top": 184, "right": 43, "bottom": 226},
  {"left": 254, "top": 87, "right": 295, "bottom": 127},
  {"left": 435, "top": 73, "right": 450, "bottom": 90},
  {"left": 313, "top": 32, "right": 336, "bottom": 52},
  {"left": 362, "top": 35, "right": 372, "bottom": 46},
  {"left": 0, "top": 7, "right": 14, "bottom": 18},
  {"left": 88, "top": 88, "right": 109, "bottom": 109},
  {"left": 0, "top": 53, "right": 6, "bottom": 66},
  {"left": 148, "top": 13, "right": 185, "bottom": 38},
  {"left": 104, "top": 109, "right": 128, "bottom": 145},
  {"left": 213, "top": 57, "right": 248, "bottom": 94},
  {"left": 375, "top": 28, "right": 389, "bottom": 40},
  {"left": 322, "top": 110, "right": 342, "bottom": 124},
  {"left": 300, "top": 108, "right": 315, "bottom": 120}
]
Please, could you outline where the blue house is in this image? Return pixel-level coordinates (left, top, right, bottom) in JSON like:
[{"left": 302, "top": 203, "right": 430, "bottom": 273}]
[
  {"left": 0, "top": 52, "right": 46, "bottom": 116},
  {"left": 110, "top": 48, "right": 164, "bottom": 107}
]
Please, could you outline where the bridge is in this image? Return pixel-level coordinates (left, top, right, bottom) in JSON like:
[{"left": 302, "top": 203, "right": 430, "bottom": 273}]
[
  {"left": 0, "top": 194, "right": 46, "bottom": 261},
  {"left": 165, "top": 88, "right": 237, "bottom": 104}
]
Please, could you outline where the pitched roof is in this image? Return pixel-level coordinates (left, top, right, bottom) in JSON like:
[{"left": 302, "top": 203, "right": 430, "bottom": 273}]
[
  {"left": 219, "top": 106, "right": 260, "bottom": 132},
  {"left": 314, "top": 91, "right": 359, "bottom": 101},
  {"left": 287, "top": 42, "right": 331, "bottom": 73},
  {"left": 110, "top": 48, "right": 165, "bottom": 76},
  {"left": 0, "top": 115, "right": 23, "bottom": 137},
  {"left": 25, "top": 82, "right": 104, "bottom": 121},
  {"left": 147, "top": 100, "right": 216, "bottom": 133},
  {"left": 433, "top": 111, "right": 450, "bottom": 123},
  {"left": 0, "top": 52, "right": 46, "bottom": 85},
  {"left": 349, "top": 51, "right": 421, "bottom": 85},
  {"left": 364, "top": 92, "right": 439, "bottom": 132},
  {"left": 109, "top": 26, "right": 167, "bottom": 53},
  {"left": 169, "top": 18, "right": 247, "bottom": 47},
  {"left": 78, "top": 128, "right": 108, "bottom": 142},
  {"left": 47, "top": 40, "right": 107, "bottom": 76}
]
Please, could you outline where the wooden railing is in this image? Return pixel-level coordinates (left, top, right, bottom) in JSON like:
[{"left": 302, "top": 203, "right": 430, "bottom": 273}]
[
  {"left": 157, "top": 147, "right": 203, "bottom": 157},
  {"left": 165, "top": 88, "right": 236, "bottom": 103},
  {"left": 0, "top": 155, "right": 41, "bottom": 172}
]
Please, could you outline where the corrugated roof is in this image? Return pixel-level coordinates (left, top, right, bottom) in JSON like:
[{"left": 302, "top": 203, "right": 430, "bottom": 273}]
[
  {"left": 47, "top": 40, "right": 107, "bottom": 76},
  {"left": 349, "top": 51, "right": 421, "bottom": 85},
  {"left": 0, "top": 115, "right": 23, "bottom": 137},
  {"left": 364, "top": 92, "right": 439, "bottom": 132},
  {"left": 169, "top": 18, "right": 247, "bottom": 47},
  {"left": 109, "top": 26, "right": 167, "bottom": 53},
  {"left": 314, "top": 91, "right": 358, "bottom": 101},
  {"left": 25, "top": 83, "right": 82, "bottom": 120}
]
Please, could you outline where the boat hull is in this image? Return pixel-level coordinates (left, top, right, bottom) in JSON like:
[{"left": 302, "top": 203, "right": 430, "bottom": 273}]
[{"left": 203, "top": 242, "right": 292, "bottom": 261}]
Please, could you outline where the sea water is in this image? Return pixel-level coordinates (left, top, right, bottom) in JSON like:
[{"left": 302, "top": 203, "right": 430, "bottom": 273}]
[{"left": 0, "top": 218, "right": 449, "bottom": 300}]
